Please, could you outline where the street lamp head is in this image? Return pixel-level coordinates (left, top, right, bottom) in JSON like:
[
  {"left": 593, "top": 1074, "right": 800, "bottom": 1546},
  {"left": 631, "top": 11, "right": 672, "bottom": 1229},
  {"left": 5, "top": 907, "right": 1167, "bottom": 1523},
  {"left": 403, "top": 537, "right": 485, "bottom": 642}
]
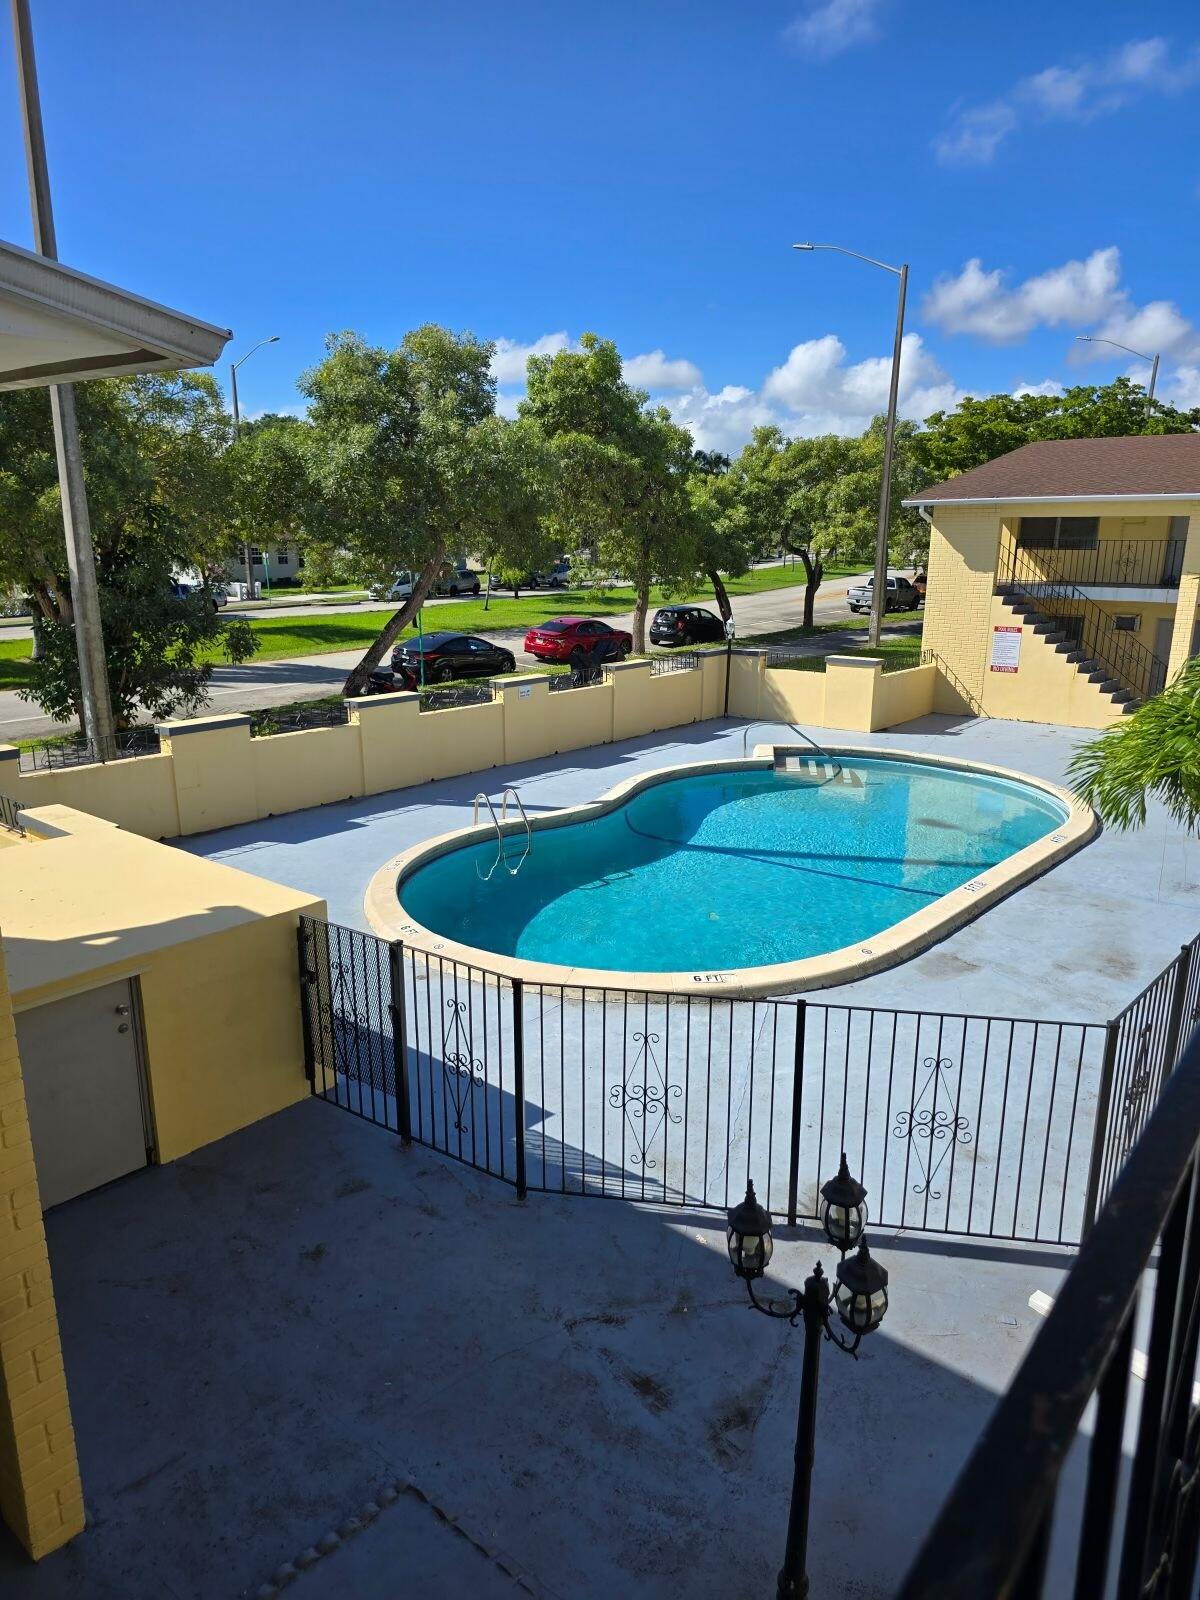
[
  {"left": 792, "top": 242, "right": 815, "bottom": 251},
  {"left": 726, "top": 1181, "right": 774, "bottom": 1280},
  {"left": 833, "top": 1239, "right": 889, "bottom": 1335},
  {"left": 819, "top": 1152, "right": 868, "bottom": 1252},
  {"left": 265, "top": 334, "right": 281, "bottom": 344}
]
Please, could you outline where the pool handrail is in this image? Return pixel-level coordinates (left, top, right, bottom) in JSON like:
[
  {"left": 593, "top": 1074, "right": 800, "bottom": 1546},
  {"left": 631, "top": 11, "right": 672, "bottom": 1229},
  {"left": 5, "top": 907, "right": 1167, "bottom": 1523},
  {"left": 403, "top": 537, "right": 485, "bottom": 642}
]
[
  {"left": 471, "top": 788, "right": 532, "bottom": 879},
  {"left": 740, "top": 718, "right": 844, "bottom": 782}
]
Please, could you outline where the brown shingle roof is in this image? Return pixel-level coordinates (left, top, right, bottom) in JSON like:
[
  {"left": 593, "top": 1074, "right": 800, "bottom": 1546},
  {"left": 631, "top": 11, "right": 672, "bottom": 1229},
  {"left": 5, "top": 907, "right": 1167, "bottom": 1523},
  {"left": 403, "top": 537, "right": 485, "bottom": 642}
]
[{"left": 905, "top": 435, "right": 1200, "bottom": 504}]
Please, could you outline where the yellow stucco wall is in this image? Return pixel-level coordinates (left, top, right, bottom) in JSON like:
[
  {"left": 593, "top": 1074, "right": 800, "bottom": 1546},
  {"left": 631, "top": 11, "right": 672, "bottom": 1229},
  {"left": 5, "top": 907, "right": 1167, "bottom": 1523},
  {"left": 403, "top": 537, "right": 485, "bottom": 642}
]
[
  {"left": 922, "top": 499, "right": 1200, "bottom": 724},
  {"left": 0, "top": 938, "right": 84, "bottom": 1560},
  {"left": 1, "top": 808, "right": 324, "bottom": 1165},
  {"left": 727, "top": 652, "right": 935, "bottom": 732}
]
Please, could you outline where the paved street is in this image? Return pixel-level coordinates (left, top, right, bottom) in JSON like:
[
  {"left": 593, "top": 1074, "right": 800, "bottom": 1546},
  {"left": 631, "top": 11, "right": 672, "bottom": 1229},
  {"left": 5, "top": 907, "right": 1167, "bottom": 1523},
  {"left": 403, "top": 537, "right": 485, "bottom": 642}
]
[{"left": 0, "top": 572, "right": 876, "bottom": 740}]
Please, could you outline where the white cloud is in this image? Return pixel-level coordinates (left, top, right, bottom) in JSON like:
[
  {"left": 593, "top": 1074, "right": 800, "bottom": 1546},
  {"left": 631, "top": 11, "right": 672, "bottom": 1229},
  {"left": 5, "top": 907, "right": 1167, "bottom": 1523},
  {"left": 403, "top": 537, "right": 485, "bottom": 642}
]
[
  {"left": 925, "top": 246, "right": 1200, "bottom": 372},
  {"left": 668, "top": 333, "right": 965, "bottom": 453},
  {"left": 923, "top": 248, "right": 1123, "bottom": 342},
  {"left": 1159, "top": 366, "right": 1200, "bottom": 410},
  {"left": 935, "top": 36, "right": 1200, "bottom": 165},
  {"left": 783, "top": 0, "right": 884, "bottom": 60},
  {"left": 1013, "top": 379, "right": 1064, "bottom": 398},
  {"left": 490, "top": 332, "right": 569, "bottom": 384},
  {"left": 623, "top": 350, "right": 703, "bottom": 390}
]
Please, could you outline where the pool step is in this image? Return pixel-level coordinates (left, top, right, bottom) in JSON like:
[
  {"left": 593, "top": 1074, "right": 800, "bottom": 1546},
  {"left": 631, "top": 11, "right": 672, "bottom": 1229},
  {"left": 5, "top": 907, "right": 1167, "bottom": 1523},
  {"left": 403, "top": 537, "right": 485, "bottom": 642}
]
[{"left": 774, "top": 751, "right": 863, "bottom": 787}]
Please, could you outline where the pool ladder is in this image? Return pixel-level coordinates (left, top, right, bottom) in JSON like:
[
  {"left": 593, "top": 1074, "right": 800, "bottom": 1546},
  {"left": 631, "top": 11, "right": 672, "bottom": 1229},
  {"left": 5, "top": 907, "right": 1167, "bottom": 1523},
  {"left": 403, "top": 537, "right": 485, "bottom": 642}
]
[{"left": 472, "top": 787, "right": 532, "bottom": 880}]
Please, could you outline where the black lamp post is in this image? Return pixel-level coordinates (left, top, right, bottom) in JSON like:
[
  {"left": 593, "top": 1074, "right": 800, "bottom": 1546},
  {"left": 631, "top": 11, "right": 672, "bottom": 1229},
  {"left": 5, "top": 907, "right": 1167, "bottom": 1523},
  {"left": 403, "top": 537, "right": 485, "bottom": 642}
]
[{"left": 725, "top": 1155, "right": 889, "bottom": 1599}]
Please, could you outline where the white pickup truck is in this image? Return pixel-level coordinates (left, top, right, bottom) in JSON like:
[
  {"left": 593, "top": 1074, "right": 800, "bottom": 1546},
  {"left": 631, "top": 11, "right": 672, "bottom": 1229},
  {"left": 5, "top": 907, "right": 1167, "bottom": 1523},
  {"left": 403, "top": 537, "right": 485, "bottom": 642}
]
[{"left": 846, "top": 573, "right": 922, "bottom": 614}]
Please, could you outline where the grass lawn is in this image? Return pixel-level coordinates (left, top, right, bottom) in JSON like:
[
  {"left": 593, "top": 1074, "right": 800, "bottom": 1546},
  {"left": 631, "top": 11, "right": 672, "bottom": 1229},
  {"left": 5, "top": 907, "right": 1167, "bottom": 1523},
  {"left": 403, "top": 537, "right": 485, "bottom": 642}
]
[
  {"left": 768, "top": 637, "right": 924, "bottom": 673},
  {"left": 0, "top": 639, "right": 35, "bottom": 692}
]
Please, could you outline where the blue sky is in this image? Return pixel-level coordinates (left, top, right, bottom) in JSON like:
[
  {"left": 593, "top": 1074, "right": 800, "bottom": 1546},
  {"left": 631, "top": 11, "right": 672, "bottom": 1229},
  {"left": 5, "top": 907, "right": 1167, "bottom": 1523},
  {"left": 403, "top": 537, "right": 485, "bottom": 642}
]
[{"left": 3, "top": 0, "right": 1199, "bottom": 450}]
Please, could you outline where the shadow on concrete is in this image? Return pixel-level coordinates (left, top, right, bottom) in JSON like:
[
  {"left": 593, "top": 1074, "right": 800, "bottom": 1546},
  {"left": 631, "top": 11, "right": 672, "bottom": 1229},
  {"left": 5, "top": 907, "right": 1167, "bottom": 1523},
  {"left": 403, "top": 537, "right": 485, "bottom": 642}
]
[{"left": 0, "top": 1093, "right": 1085, "bottom": 1600}]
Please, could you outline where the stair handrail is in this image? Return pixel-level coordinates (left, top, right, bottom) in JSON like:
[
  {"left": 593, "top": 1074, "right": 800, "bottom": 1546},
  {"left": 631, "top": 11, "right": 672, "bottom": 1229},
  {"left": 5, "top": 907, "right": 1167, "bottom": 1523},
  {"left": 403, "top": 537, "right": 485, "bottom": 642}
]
[
  {"left": 740, "top": 718, "right": 843, "bottom": 779},
  {"left": 998, "top": 542, "right": 1170, "bottom": 703}
]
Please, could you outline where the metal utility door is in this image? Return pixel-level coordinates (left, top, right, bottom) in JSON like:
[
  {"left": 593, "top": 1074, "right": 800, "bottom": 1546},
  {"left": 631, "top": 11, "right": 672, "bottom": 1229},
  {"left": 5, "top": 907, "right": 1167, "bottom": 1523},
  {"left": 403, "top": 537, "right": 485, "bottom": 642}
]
[{"left": 16, "top": 979, "right": 150, "bottom": 1208}]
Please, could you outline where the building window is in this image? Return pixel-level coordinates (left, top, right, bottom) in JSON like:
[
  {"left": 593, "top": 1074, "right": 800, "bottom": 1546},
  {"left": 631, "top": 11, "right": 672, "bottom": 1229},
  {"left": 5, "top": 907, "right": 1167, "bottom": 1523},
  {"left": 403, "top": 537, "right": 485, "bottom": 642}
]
[
  {"left": 1114, "top": 614, "right": 1141, "bottom": 632},
  {"left": 276, "top": 551, "right": 290, "bottom": 566},
  {"left": 1018, "top": 516, "right": 1100, "bottom": 551}
]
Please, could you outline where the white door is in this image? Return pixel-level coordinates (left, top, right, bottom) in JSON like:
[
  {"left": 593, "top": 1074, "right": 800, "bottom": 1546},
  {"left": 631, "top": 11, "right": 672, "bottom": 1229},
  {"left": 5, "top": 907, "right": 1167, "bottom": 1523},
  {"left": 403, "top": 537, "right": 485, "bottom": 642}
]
[{"left": 16, "top": 979, "right": 150, "bottom": 1208}]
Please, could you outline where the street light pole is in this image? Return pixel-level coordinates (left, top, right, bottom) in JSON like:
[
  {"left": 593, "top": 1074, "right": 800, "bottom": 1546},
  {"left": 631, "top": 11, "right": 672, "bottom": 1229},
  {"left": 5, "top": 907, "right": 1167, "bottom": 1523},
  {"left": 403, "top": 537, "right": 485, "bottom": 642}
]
[
  {"left": 229, "top": 335, "right": 280, "bottom": 599},
  {"left": 12, "top": 0, "right": 117, "bottom": 758},
  {"left": 1074, "top": 335, "right": 1160, "bottom": 406},
  {"left": 794, "top": 244, "right": 909, "bottom": 649}
]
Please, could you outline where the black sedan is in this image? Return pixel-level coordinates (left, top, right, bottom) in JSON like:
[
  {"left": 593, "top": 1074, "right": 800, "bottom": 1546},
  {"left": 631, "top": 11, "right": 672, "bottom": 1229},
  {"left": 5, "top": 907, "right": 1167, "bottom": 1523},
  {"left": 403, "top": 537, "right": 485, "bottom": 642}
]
[
  {"left": 649, "top": 605, "right": 726, "bottom": 647},
  {"left": 391, "top": 631, "right": 517, "bottom": 685}
]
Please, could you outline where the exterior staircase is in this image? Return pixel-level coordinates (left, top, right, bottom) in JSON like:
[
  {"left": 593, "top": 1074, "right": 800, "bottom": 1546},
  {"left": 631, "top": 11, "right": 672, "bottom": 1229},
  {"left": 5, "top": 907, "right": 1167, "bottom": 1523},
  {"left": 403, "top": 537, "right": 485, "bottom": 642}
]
[
  {"left": 995, "top": 592, "right": 1140, "bottom": 714},
  {"left": 995, "top": 543, "right": 1171, "bottom": 717}
]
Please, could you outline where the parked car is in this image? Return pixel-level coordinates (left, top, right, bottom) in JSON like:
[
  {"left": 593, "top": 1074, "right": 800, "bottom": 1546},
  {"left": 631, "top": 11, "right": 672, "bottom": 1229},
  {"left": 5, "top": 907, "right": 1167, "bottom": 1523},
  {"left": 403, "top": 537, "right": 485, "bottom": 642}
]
[
  {"left": 846, "top": 574, "right": 922, "bottom": 615},
  {"left": 370, "top": 570, "right": 416, "bottom": 602},
  {"left": 169, "top": 581, "right": 223, "bottom": 613},
  {"left": 523, "top": 617, "right": 633, "bottom": 665},
  {"left": 433, "top": 564, "right": 482, "bottom": 597},
  {"left": 649, "top": 605, "right": 726, "bottom": 646},
  {"left": 390, "top": 631, "right": 516, "bottom": 684}
]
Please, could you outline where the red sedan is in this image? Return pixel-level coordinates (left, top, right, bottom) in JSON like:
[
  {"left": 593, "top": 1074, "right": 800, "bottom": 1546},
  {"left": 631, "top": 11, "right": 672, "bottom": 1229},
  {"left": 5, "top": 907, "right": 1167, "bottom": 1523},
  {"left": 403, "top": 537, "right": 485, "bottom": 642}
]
[{"left": 524, "top": 616, "right": 633, "bottom": 665}]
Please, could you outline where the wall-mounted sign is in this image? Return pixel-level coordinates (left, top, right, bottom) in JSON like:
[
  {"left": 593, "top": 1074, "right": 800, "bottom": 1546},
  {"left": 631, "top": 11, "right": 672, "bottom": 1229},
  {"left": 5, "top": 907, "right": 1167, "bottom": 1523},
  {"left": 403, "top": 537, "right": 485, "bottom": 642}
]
[
  {"left": 990, "top": 625, "right": 1022, "bottom": 674},
  {"left": 518, "top": 684, "right": 532, "bottom": 699}
]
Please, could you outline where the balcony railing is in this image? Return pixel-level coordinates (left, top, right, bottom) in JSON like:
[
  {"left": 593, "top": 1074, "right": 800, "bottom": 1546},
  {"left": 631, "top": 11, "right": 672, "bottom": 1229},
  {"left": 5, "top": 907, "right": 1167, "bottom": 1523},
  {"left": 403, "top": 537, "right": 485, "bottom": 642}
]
[
  {"left": 896, "top": 1023, "right": 1200, "bottom": 1600},
  {"left": 1010, "top": 536, "right": 1185, "bottom": 589}
]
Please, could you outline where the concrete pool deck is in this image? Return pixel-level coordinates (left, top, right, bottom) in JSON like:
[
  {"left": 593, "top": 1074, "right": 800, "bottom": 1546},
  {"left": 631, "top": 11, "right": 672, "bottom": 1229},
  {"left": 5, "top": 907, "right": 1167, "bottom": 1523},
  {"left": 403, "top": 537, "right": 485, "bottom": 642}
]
[{"left": 183, "top": 712, "right": 1200, "bottom": 1022}]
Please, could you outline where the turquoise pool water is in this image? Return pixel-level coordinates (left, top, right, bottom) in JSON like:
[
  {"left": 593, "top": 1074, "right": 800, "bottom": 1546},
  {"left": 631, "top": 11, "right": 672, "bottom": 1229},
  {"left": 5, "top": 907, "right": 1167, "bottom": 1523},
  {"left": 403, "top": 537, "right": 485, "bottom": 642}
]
[{"left": 398, "top": 760, "right": 1067, "bottom": 973}]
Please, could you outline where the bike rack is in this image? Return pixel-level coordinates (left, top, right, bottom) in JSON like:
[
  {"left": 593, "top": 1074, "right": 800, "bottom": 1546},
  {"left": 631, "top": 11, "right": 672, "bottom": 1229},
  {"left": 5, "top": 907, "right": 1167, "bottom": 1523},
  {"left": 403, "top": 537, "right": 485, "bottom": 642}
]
[{"left": 472, "top": 787, "right": 532, "bottom": 879}]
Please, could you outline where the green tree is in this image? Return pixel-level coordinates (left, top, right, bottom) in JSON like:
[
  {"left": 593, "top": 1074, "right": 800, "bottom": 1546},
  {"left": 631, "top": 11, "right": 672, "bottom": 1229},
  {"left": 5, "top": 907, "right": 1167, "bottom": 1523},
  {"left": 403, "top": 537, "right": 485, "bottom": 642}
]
[
  {"left": 226, "top": 412, "right": 319, "bottom": 585},
  {"left": 688, "top": 449, "right": 752, "bottom": 625},
  {"left": 521, "top": 335, "right": 701, "bottom": 651},
  {"left": 1068, "top": 657, "right": 1200, "bottom": 831},
  {"left": 0, "top": 373, "right": 257, "bottom": 728},
  {"left": 915, "top": 378, "right": 1200, "bottom": 485},
  {"left": 302, "top": 326, "right": 550, "bottom": 695}
]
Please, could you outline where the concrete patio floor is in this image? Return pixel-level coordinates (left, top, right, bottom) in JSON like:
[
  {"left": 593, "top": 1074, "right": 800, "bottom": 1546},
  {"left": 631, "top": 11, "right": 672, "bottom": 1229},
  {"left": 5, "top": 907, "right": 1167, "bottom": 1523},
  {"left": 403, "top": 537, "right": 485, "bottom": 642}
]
[
  {"left": 183, "top": 711, "right": 1200, "bottom": 1021},
  {"left": 0, "top": 1098, "right": 1076, "bottom": 1600}
]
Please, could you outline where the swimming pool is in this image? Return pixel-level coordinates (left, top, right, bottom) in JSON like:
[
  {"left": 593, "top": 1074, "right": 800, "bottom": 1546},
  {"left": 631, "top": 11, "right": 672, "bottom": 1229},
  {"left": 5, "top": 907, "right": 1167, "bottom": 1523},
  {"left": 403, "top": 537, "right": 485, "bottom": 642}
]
[{"left": 372, "top": 749, "right": 1093, "bottom": 995}]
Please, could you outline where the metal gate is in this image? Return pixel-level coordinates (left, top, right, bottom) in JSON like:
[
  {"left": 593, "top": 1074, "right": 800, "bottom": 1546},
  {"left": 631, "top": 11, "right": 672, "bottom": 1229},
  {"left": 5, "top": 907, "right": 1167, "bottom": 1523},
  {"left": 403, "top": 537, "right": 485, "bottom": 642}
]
[{"left": 299, "top": 916, "right": 1109, "bottom": 1246}]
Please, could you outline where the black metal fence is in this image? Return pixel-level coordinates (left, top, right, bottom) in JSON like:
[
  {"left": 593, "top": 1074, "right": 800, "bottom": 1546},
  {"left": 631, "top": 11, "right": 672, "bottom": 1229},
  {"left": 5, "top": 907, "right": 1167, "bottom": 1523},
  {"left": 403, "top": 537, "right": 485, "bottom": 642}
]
[
  {"left": 250, "top": 703, "right": 351, "bottom": 737},
  {"left": 648, "top": 651, "right": 700, "bottom": 675},
  {"left": 1083, "top": 931, "right": 1200, "bottom": 1229},
  {"left": 0, "top": 792, "right": 23, "bottom": 834},
  {"left": 17, "top": 727, "right": 161, "bottom": 772},
  {"left": 417, "top": 682, "right": 496, "bottom": 712},
  {"left": 299, "top": 916, "right": 1133, "bottom": 1246},
  {"left": 897, "top": 1023, "right": 1200, "bottom": 1600}
]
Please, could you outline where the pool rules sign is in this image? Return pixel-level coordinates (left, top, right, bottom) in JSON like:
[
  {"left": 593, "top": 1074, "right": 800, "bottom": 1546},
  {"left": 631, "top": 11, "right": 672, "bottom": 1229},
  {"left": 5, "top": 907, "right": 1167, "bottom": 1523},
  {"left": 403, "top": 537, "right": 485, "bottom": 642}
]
[{"left": 990, "top": 625, "right": 1022, "bottom": 674}]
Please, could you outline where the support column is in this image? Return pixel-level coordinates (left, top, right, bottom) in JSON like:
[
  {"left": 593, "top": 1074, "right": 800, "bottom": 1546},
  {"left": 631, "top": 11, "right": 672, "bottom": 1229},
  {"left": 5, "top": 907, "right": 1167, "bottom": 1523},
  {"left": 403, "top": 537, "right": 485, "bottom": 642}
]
[
  {"left": 0, "top": 938, "right": 85, "bottom": 1558},
  {"left": 1166, "top": 515, "right": 1200, "bottom": 684}
]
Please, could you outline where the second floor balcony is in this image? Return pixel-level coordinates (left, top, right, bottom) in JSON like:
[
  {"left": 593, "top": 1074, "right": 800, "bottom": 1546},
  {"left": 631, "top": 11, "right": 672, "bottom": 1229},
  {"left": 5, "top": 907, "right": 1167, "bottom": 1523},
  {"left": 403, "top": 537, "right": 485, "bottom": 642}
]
[{"left": 998, "top": 534, "right": 1190, "bottom": 592}]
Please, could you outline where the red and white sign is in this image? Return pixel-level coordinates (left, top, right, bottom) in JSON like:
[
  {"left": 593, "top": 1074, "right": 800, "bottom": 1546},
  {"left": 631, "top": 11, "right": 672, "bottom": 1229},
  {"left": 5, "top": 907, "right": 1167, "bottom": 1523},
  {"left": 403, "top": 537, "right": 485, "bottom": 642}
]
[{"left": 990, "top": 625, "right": 1022, "bottom": 674}]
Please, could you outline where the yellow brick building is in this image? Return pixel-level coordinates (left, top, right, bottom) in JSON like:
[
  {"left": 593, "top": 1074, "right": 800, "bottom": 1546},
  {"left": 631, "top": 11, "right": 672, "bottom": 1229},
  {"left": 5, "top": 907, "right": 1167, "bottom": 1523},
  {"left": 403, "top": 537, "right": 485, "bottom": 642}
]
[{"left": 906, "top": 435, "right": 1200, "bottom": 728}]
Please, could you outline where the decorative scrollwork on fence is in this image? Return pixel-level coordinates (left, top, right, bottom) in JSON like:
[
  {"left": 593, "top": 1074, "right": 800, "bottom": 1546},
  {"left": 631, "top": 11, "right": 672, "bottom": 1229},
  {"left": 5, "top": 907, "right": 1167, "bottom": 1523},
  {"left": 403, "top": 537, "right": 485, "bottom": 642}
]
[
  {"left": 1139, "top": 1403, "right": 1200, "bottom": 1599},
  {"left": 327, "top": 956, "right": 374, "bottom": 1084},
  {"left": 609, "top": 1031, "right": 682, "bottom": 1169},
  {"left": 442, "top": 997, "right": 485, "bottom": 1133},
  {"left": 1118, "top": 1023, "right": 1155, "bottom": 1163},
  {"left": 893, "top": 1056, "right": 973, "bottom": 1199}
]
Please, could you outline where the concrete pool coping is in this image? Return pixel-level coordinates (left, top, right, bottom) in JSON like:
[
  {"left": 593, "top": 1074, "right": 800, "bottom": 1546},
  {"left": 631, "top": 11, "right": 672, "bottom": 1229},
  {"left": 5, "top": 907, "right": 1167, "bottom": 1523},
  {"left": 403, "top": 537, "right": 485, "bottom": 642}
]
[{"left": 363, "top": 742, "right": 1098, "bottom": 998}]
